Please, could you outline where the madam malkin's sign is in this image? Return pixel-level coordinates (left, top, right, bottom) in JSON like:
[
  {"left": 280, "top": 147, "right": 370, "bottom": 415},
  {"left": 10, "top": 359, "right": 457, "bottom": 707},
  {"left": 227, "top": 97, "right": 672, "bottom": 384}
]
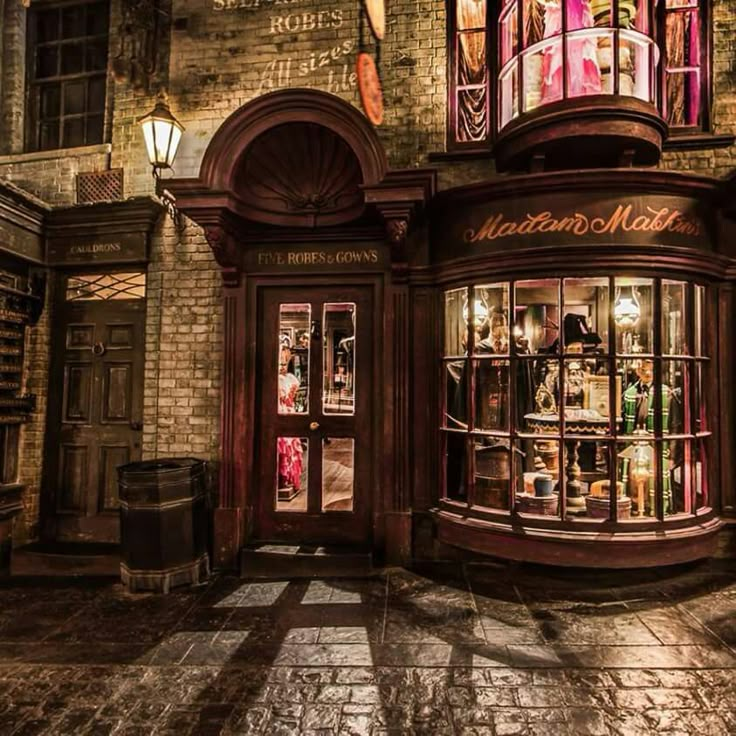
[{"left": 435, "top": 194, "right": 714, "bottom": 262}]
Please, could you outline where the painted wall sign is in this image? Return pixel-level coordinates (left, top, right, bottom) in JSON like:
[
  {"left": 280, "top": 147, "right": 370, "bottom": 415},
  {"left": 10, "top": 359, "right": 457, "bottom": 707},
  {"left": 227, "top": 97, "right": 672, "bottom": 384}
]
[
  {"left": 0, "top": 220, "right": 43, "bottom": 263},
  {"left": 246, "top": 246, "right": 386, "bottom": 271},
  {"left": 433, "top": 193, "right": 715, "bottom": 262},
  {"left": 47, "top": 232, "right": 148, "bottom": 266}
]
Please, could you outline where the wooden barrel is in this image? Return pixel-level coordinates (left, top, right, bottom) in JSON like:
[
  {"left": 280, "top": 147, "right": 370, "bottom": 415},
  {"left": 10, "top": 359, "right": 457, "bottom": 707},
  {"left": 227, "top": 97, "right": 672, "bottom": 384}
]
[{"left": 118, "top": 458, "right": 210, "bottom": 593}]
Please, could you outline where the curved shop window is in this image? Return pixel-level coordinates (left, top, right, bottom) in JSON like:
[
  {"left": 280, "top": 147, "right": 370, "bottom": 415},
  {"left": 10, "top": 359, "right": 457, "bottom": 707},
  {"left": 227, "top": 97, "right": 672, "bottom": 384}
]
[
  {"left": 498, "top": 0, "right": 658, "bottom": 129},
  {"left": 442, "top": 277, "right": 710, "bottom": 522}
]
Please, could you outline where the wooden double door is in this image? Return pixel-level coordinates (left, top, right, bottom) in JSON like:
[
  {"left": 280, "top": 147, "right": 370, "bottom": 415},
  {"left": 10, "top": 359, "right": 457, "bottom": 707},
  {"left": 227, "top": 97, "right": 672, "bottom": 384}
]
[
  {"left": 45, "top": 273, "right": 146, "bottom": 543},
  {"left": 255, "top": 286, "right": 374, "bottom": 546}
]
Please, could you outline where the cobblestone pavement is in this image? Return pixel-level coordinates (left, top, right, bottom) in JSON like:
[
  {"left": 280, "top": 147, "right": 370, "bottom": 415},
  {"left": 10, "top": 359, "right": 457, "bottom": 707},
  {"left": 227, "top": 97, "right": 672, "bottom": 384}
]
[{"left": 1, "top": 559, "right": 736, "bottom": 735}]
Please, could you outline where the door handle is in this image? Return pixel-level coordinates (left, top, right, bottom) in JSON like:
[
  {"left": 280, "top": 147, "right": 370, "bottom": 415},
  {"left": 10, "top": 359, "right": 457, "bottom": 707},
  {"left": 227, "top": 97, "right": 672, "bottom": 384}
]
[
  {"left": 309, "top": 421, "right": 320, "bottom": 431},
  {"left": 130, "top": 421, "right": 143, "bottom": 431}
]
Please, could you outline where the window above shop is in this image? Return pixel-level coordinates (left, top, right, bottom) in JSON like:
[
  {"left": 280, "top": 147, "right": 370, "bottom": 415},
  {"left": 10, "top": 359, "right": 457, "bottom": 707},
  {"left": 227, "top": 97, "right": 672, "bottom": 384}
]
[
  {"left": 446, "top": 0, "right": 712, "bottom": 151},
  {"left": 25, "top": 0, "right": 110, "bottom": 152}
]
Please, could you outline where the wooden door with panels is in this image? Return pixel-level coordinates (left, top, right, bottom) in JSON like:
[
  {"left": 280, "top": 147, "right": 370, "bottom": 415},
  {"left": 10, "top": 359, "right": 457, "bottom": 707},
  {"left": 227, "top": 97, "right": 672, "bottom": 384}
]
[
  {"left": 256, "top": 286, "right": 373, "bottom": 546},
  {"left": 45, "top": 271, "right": 146, "bottom": 543}
]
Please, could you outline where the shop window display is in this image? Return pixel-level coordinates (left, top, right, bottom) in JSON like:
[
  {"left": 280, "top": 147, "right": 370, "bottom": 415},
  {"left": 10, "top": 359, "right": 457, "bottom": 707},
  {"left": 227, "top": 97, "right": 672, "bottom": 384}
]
[{"left": 441, "top": 277, "right": 710, "bottom": 522}]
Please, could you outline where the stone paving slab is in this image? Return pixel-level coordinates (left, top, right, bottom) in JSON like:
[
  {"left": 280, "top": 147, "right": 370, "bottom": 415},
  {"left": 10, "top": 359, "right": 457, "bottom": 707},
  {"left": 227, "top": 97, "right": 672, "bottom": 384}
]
[{"left": 0, "top": 560, "right": 735, "bottom": 734}]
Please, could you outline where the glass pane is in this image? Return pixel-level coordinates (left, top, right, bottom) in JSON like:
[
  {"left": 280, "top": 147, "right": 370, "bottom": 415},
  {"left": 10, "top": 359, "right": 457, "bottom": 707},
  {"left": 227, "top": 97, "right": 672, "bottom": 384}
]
[
  {"left": 63, "top": 117, "right": 85, "bottom": 148},
  {"left": 694, "top": 438, "right": 708, "bottom": 509},
  {"left": 500, "top": 4, "right": 518, "bottom": 64},
  {"left": 567, "top": 357, "right": 612, "bottom": 426},
  {"left": 619, "top": 358, "right": 656, "bottom": 437},
  {"left": 666, "top": 70, "right": 701, "bottom": 127},
  {"left": 86, "top": 114, "right": 104, "bottom": 145},
  {"left": 62, "top": 5, "right": 86, "bottom": 36},
  {"left": 526, "top": 358, "right": 560, "bottom": 424},
  {"left": 278, "top": 304, "right": 309, "bottom": 415},
  {"left": 276, "top": 437, "right": 307, "bottom": 512},
  {"left": 37, "top": 9, "right": 60, "bottom": 42},
  {"left": 36, "top": 46, "right": 59, "bottom": 79},
  {"left": 663, "top": 360, "right": 689, "bottom": 434},
  {"left": 445, "top": 288, "right": 468, "bottom": 357},
  {"left": 563, "top": 278, "right": 609, "bottom": 353},
  {"left": 665, "top": 8, "right": 700, "bottom": 68},
  {"left": 523, "top": 40, "right": 563, "bottom": 111},
  {"left": 517, "top": 437, "right": 560, "bottom": 518},
  {"left": 630, "top": 0, "right": 650, "bottom": 34},
  {"left": 694, "top": 285, "right": 705, "bottom": 356},
  {"left": 694, "top": 362, "right": 706, "bottom": 433},
  {"left": 66, "top": 272, "right": 146, "bottom": 301},
  {"left": 40, "top": 122, "right": 60, "bottom": 151},
  {"left": 589, "top": 0, "right": 611, "bottom": 27},
  {"left": 566, "top": 0, "right": 596, "bottom": 32},
  {"left": 474, "top": 359, "right": 510, "bottom": 431},
  {"left": 620, "top": 31, "right": 653, "bottom": 101},
  {"left": 444, "top": 432, "right": 467, "bottom": 502},
  {"left": 614, "top": 277, "right": 653, "bottom": 354},
  {"left": 515, "top": 279, "right": 560, "bottom": 354},
  {"left": 499, "top": 63, "right": 519, "bottom": 128},
  {"left": 61, "top": 44, "right": 85, "bottom": 75},
  {"left": 474, "top": 437, "right": 511, "bottom": 510},
  {"left": 662, "top": 281, "right": 687, "bottom": 355},
  {"left": 322, "top": 437, "right": 353, "bottom": 511},
  {"left": 458, "top": 32, "right": 486, "bottom": 85},
  {"left": 86, "top": 39, "right": 108, "bottom": 72},
  {"left": 594, "top": 32, "right": 615, "bottom": 94},
  {"left": 665, "top": 438, "right": 689, "bottom": 515},
  {"left": 617, "top": 439, "right": 656, "bottom": 517},
  {"left": 40, "top": 85, "right": 61, "bottom": 119},
  {"left": 445, "top": 359, "right": 468, "bottom": 430},
  {"left": 472, "top": 283, "right": 509, "bottom": 355},
  {"left": 457, "top": 88, "right": 488, "bottom": 143},
  {"left": 525, "top": 0, "right": 553, "bottom": 47},
  {"left": 577, "top": 439, "right": 612, "bottom": 519},
  {"left": 87, "top": 3, "right": 109, "bottom": 35},
  {"left": 322, "top": 302, "right": 355, "bottom": 416},
  {"left": 64, "top": 81, "right": 85, "bottom": 115},
  {"left": 457, "top": 0, "right": 486, "bottom": 29}
]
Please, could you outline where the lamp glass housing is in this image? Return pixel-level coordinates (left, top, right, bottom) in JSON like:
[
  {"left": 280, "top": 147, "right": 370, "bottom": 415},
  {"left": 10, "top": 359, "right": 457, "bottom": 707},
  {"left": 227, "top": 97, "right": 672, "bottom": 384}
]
[{"left": 138, "top": 101, "right": 184, "bottom": 171}]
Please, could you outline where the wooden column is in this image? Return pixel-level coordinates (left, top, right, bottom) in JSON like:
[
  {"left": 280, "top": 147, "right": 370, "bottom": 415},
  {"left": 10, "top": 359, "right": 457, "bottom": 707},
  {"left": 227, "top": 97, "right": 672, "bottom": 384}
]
[
  {"left": 205, "top": 225, "right": 246, "bottom": 569},
  {"left": 718, "top": 282, "right": 735, "bottom": 518}
]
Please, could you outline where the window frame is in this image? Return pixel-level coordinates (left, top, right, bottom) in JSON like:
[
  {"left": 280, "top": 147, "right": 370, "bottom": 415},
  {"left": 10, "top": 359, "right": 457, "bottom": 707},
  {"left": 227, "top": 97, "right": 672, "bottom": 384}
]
[
  {"left": 445, "top": 0, "right": 713, "bottom": 151},
  {"left": 25, "top": 0, "right": 111, "bottom": 154}
]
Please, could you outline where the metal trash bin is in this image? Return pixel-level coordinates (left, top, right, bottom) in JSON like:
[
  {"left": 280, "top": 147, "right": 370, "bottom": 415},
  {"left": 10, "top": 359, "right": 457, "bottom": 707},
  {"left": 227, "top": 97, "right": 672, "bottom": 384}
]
[{"left": 118, "top": 457, "right": 210, "bottom": 593}]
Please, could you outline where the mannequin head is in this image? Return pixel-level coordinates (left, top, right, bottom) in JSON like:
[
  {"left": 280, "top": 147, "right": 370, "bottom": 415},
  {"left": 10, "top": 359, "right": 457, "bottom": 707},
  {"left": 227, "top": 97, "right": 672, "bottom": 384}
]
[{"left": 637, "top": 359, "right": 654, "bottom": 386}]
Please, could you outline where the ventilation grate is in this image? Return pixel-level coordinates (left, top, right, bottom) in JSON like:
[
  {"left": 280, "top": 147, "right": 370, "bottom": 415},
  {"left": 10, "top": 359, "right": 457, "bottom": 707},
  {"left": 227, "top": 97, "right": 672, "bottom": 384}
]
[{"left": 76, "top": 169, "right": 124, "bottom": 204}]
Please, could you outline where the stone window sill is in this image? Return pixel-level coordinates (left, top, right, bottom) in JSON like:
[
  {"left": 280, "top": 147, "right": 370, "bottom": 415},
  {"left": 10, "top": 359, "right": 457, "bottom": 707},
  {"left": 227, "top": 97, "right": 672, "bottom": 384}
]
[
  {"left": 0, "top": 143, "right": 112, "bottom": 166},
  {"left": 663, "top": 133, "right": 735, "bottom": 151}
]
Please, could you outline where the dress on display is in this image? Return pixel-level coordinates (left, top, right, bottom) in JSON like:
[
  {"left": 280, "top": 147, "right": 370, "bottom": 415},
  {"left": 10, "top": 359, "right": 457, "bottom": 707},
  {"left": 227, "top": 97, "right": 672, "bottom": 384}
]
[
  {"left": 541, "top": 0, "right": 602, "bottom": 104},
  {"left": 278, "top": 372, "right": 304, "bottom": 491}
]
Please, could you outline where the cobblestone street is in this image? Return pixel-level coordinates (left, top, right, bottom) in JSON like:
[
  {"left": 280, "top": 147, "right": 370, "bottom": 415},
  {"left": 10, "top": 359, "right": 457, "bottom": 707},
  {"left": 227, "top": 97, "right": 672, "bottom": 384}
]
[{"left": 1, "top": 560, "right": 735, "bottom": 735}]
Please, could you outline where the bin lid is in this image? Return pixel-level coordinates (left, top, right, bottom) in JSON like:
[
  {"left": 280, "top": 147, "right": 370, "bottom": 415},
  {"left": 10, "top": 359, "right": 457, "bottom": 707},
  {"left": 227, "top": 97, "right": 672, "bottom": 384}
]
[{"left": 117, "top": 457, "right": 205, "bottom": 475}]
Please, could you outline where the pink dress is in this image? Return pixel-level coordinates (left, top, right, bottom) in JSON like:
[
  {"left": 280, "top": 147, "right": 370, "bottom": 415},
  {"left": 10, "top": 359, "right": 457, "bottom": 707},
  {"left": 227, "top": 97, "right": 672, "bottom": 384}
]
[
  {"left": 277, "top": 373, "right": 304, "bottom": 490},
  {"left": 541, "top": 0, "right": 601, "bottom": 104}
]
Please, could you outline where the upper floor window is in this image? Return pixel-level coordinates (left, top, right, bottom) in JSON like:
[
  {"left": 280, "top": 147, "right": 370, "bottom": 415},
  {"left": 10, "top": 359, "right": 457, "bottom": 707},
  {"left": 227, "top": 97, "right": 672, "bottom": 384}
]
[
  {"left": 447, "top": 0, "right": 709, "bottom": 149},
  {"left": 26, "top": 1, "right": 110, "bottom": 152}
]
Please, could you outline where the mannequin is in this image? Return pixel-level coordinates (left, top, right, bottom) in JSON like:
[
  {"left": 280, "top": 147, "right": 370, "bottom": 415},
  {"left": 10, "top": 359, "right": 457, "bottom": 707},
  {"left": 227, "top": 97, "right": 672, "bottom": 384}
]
[{"left": 277, "top": 341, "right": 304, "bottom": 494}]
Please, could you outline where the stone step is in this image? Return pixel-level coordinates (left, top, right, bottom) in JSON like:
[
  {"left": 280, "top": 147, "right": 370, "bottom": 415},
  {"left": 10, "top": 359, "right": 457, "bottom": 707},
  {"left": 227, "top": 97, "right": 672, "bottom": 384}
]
[
  {"left": 241, "top": 544, "right": 375, "bottom": 579},
  {"left": 10, "top": 541, "right": 120, "bottom": 577}
]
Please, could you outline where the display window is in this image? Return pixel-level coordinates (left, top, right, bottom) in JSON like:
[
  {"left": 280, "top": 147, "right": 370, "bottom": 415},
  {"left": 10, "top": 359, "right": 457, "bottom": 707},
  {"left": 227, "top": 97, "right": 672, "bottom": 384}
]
[{"left": 441, "top": 276, "right": 710, "bottom": 522}]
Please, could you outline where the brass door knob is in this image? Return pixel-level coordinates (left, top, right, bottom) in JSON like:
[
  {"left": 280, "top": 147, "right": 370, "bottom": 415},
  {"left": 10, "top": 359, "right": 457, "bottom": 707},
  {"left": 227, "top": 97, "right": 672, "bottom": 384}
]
[{"left": 309, "top": 421, "right": 320, "bottom": 431}]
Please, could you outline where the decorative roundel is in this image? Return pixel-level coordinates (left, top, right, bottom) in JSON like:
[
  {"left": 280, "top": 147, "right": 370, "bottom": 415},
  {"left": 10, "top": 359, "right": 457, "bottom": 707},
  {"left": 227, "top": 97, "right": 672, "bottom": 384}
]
[
  {"left": 363, "top": 0, "right": 385, "bottom": 41},
  {"left": 356, "top": 52, "right": 384, "bottom": 126}
]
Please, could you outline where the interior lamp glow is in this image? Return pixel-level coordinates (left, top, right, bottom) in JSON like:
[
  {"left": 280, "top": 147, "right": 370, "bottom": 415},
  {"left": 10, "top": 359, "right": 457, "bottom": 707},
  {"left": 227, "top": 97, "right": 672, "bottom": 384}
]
[
  {"left": 463, "top": 298, "right": 489, "bottom": 326},
  {"left": 138, "top": 95, "right": 184, "bottom": 173},
  {"left": 614, "top": 286, "right": 641, "bottom": 329}
]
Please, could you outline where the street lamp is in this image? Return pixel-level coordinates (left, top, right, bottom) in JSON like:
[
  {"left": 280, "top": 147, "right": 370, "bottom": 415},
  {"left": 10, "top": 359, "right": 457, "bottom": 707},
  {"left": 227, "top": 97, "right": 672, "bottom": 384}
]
[{"left": 138, "top": 95, "right": 184, "bottom": 175}]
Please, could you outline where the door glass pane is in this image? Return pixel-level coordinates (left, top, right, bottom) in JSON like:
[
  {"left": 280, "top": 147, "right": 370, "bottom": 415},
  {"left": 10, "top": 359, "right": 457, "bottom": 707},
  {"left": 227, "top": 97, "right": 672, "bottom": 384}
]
[
  {"left": 322, "top": 303, "right": 355, "bottom": 415},
  {"left": 322, "top": 437, "right": 354, "bottom": 511},
  {"left": 278, "top": 304, "right": 309, "bottom": 415},
  {"left": 276, "top": 437, "right": 307, "bottom": 512}
]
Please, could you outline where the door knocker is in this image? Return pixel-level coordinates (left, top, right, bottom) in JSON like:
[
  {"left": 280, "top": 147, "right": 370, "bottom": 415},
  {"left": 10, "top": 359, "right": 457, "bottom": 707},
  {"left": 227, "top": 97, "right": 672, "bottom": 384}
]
[{"left": 92, "top": 342, "right": 106, "bottom": 356}]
